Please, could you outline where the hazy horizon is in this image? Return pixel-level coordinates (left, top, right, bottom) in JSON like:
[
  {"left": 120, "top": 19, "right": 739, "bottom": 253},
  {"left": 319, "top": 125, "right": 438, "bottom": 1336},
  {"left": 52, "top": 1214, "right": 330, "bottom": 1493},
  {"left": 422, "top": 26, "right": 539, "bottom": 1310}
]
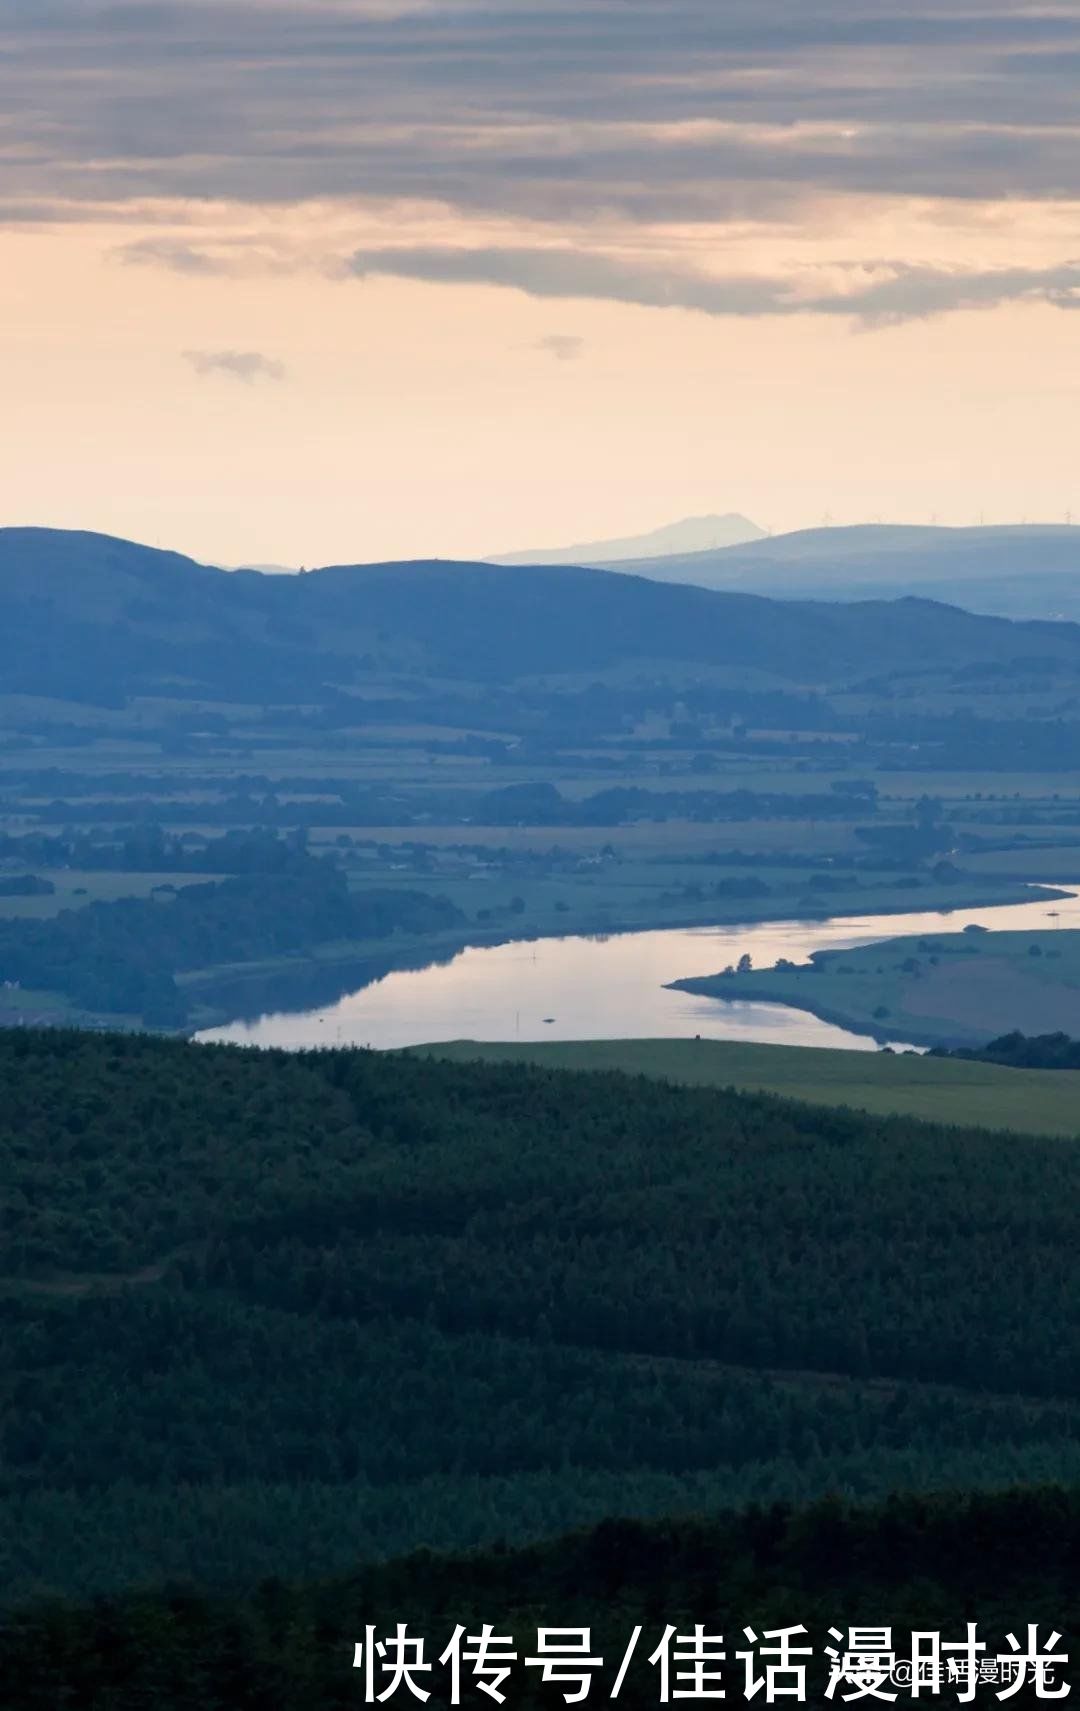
[{"left": 7, "top": 512, "right": 1080, "bottom": 577}]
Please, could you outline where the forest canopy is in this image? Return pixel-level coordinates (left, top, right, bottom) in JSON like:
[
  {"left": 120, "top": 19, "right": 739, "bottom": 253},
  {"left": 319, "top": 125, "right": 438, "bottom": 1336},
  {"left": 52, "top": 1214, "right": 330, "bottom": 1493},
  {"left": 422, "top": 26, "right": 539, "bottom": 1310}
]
[{"left": 3, "top": 1030, "right": 1080, "bottom": 1608}]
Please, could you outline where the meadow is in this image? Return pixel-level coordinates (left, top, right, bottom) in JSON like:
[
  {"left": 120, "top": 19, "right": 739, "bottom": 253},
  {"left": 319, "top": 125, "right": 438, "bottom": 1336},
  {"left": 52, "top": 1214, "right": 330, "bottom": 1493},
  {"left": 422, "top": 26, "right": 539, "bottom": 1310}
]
[{"left": 415, "top": 1035, "right": 1080, "bottom": 1137}]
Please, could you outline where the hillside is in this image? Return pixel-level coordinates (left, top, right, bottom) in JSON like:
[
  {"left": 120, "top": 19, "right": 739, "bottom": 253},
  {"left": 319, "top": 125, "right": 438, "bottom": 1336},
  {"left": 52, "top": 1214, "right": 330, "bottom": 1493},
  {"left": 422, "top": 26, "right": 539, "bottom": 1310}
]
[
  {"left": 6, "top": 1029, "right": 1080, "bottom": 1608},
  {"left": 6, "top": 526, "right": 1080, "bottom": 703},
  {"left": 613, "top": 522, "right": 1080, "bottom": 619},
  {"left": 413, "top": 1035, "right": 1080, "bottom": 1136}
]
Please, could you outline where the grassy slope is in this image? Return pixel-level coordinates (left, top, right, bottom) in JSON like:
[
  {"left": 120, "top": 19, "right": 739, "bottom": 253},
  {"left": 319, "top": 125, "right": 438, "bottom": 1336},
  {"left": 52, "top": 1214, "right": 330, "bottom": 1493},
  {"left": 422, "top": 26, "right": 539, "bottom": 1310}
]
[{"left": 414, "top": 1036, "right": 1080, "bottom": 1137}]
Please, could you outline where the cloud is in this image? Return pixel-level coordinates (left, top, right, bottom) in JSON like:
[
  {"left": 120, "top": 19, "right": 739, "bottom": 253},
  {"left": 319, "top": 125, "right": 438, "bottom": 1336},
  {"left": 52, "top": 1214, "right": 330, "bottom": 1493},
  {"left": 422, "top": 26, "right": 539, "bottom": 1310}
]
[
  {"left": 351, "top": 245, "right": 768, "bottom": 313},
  {"left": 532, "top": 334, "right": 584, "bottom": 361},
  {"left": 4, "top": 2, "right": 1080, "bottom": 224},
  {"left": 349, "top": 244, "right": 1080, "bottom": 324},
  {"left": 8, "top": 1, "right": 1080, "bottom": 338},
  {"left": 826, "top": 261, "right": 1080, "bottom": 324},
  {"left": 183, "top": 348, "right": 287, "bottom": 381},
  {"left": 118, "top": 238, "right": 226, "bottom": 275}
]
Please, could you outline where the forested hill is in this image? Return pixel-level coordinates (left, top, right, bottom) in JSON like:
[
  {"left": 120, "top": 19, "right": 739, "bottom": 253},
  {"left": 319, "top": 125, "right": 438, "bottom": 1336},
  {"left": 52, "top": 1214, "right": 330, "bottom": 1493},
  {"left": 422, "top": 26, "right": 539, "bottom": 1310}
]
[
  {"left": 5, "top": 1028, "right": 1080, "bottom": 1607},
  {"left": 7, "top": 526, "right": 1080, "bottom": 701}
]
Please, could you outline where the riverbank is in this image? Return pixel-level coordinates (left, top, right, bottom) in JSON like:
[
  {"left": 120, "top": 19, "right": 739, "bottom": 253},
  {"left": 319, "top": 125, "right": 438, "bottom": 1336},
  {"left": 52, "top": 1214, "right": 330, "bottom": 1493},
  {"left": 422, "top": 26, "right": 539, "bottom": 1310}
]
[
  {"left": 195, "top": 883, "right": 1080, "bottom": 1052},
  {"left": 183, "top": 874, "right": 1068, "bottom": 1033}
]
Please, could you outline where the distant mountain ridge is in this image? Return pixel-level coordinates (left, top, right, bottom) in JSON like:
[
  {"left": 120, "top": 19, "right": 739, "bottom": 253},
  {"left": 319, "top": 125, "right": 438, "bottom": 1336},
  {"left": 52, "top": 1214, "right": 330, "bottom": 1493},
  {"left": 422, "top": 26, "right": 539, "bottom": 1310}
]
[
  {"left": 493, "top": 512, "right": 766, "bottom": 565},
  {"left": 611, "top": 522, "right": 1080, "bottom": 620},
  {"left": 4, "top": 525, "right": 1080, "bottom": 706}
]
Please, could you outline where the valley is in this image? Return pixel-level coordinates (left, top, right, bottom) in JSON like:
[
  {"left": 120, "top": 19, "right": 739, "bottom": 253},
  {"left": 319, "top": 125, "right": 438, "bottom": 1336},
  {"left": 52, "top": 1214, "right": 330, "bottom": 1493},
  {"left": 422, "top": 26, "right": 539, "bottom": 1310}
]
[
  {"left": 6, "top": 529, "right": 1080, "bottom": 1041},
  {"left": 8, "top": 2, "right": 1080, "bottom": 1700}
]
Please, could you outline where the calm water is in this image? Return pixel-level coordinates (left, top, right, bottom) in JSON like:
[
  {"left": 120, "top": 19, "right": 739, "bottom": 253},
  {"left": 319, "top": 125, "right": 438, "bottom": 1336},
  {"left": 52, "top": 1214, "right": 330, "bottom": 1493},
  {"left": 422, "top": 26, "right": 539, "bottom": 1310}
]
[{"left": 196, "top": 884, "right": 1080, "bottom": 1054}]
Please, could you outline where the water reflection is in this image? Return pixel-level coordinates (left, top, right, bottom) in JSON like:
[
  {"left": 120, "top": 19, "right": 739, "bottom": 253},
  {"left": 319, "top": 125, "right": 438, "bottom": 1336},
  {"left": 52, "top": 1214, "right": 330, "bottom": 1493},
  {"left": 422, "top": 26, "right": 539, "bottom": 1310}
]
[{"left": 196, "top": 885, "right": 1080, "bottom": 1054}]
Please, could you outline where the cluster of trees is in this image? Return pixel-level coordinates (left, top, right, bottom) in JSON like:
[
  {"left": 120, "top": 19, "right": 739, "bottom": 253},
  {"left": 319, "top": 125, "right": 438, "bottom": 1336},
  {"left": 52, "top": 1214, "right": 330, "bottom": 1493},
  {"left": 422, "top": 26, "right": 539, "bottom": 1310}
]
[
  {"left": 0, "top": 863, "right": 463, "bottom": 1024},
  {"left": 0, "top": 874, "right": 54, "bottom": 897},
  {"left": 4, "top": 1031, "right": 1080, "bottom": 1602},
  {"left": 868, "top": 705, "right": 1080, "bottom": 772},
  {"left": 931, "top": 1030, "right": 1080, "bottom": 1070},
  {"left": 0, "top": 826, "right": 321, "bottom": 876},
  {"left": 25, "top": 780, "right": 881, "bottom": 833},
  {"left": 478, "top": 782, "right": 873, "bottom": 828},
  {"left": 661, "top": 876, "right": 774, "bottom": 905}
]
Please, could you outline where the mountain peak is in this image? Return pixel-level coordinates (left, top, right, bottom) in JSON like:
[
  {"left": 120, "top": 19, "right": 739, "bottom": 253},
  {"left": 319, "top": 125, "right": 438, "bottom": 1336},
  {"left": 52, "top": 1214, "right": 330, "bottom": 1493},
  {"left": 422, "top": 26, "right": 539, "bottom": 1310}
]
[{"left": 492, "top": 512, "right": 766, "bottom": 566}]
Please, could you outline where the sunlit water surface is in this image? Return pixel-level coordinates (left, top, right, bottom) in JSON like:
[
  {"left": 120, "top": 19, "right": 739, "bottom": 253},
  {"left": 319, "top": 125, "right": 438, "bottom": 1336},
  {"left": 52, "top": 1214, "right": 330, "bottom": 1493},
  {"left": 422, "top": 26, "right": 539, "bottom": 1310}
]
[{"left": 196, "top": 886, "right": 1080, "bottom": 1054}]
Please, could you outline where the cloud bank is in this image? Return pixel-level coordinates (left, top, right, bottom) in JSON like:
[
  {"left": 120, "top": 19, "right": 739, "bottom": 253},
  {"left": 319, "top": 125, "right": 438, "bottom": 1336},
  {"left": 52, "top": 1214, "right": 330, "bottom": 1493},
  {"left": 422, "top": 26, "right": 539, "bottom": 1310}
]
[
  {"left": 350, "top": 247, "right": 1080, "bottom": 324},
  {"left": 3, "top": 2, "right": 1080, "bottom": 221},
  {"left": 6, "top": 3, "right": 1080, "bottom": 326}
]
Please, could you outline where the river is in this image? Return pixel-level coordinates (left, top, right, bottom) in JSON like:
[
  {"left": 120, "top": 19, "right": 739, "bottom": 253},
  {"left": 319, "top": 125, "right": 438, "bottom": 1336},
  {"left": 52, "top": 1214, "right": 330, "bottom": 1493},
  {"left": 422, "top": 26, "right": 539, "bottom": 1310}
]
[{"left": 195, "top": 883, "right": 1080, "bottom": 1053}]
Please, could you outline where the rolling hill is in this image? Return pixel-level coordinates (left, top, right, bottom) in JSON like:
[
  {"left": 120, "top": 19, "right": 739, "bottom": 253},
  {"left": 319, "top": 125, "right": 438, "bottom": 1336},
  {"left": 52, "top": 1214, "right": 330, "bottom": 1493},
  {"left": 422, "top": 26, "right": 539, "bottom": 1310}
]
[{"left": 6, "top": 526, "right": 1080, "bottom": 704}]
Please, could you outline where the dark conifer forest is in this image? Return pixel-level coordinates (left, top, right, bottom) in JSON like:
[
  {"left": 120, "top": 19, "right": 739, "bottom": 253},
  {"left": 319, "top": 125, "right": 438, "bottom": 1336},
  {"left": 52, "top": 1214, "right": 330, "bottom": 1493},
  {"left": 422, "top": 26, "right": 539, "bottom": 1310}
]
[
  {"left": 3, "top": 1491, "right": 1078, "bottom": 1709},
  {"left": 2, "top": 1029, "right": 1080, "bottom": 1704}
]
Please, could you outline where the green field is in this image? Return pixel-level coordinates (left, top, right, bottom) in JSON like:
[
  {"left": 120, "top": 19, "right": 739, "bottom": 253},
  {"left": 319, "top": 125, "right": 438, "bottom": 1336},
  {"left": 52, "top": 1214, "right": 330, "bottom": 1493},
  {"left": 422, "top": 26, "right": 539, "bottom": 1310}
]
[
  {"left": 673, "top": 926, "right": 1080, "bottom": 1049},
  {"left": 414, "top": 1036, "right": 1080, "bottom": 1137}
]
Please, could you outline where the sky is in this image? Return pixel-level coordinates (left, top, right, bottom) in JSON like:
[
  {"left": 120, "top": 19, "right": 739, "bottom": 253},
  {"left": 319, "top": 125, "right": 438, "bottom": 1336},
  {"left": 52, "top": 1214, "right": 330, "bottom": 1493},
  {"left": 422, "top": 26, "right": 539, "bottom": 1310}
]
[{"left": 2, "top": 0, "right": 1080, "bottom": 566}]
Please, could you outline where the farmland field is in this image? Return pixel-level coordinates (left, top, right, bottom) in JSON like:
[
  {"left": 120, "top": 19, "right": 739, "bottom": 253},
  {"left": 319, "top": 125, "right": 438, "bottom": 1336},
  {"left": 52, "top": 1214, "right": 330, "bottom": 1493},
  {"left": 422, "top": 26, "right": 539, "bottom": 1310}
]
[
  {"left": 673, "top": 927, "right": 1080, "bottom": 1048},
  {"left": 415, "top": 1036, "right": 1080, "bottom": 1136}
]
